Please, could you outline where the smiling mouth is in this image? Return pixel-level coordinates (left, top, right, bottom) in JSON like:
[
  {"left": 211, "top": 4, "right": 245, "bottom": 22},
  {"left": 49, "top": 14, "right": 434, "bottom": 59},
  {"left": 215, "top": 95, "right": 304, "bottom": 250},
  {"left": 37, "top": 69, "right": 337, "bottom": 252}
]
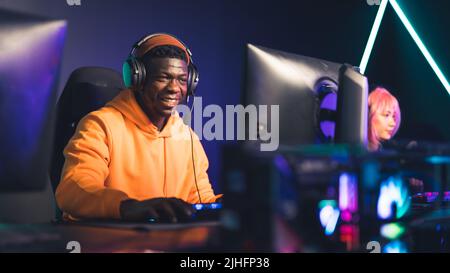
[
  {"left": 158, "top": 93, "right": 178, "bottom": 101},
  {"left": 160, "top": 97, "right": 178, "bottom": 103},
  {"left": 157, "top": 94, "right": 179, "bottom": 108}
]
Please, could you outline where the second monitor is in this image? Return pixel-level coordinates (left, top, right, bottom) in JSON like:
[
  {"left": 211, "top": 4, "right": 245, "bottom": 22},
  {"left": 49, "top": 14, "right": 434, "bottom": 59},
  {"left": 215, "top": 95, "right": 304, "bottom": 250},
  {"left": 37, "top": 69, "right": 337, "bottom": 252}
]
[{"left": 243, "top": 44, "right": 368, "bottom": 149}]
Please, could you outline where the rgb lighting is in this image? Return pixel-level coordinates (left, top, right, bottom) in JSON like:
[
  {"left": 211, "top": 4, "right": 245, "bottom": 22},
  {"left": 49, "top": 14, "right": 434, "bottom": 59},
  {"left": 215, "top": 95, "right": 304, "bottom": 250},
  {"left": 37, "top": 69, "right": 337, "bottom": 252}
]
[
  {"left": 360, "top": 0, "right": 450, "bottom": 95},
  {"left": 383, "top": 240, "right": 408, "bottom": 253},
  {"left": 377, "top": 176, "right": 410, "bottom": 220},
  {"left": 380, "top": 223, "right": 406, "bottom": 240},
  {"left": 359, "top": 0, "right": 388, "bottom": 74},
  {"left": 339, "top": 173, "right": 358, "bottom": 222},
  {"left": 389, "top": 0, "right": 450, "bottom": 95},
  {"left": 319, "top": 200, "right": 340, "bottom": 236}
]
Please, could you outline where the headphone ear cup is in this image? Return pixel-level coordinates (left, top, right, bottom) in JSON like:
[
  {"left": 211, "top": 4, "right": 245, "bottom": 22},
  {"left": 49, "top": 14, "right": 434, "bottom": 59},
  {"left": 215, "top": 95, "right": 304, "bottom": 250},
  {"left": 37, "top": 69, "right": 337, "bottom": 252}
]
[
  {"left": 136, "top": 59, "right": 147, "bottom": 90},
  {"left": 123, "top": 57, "right": 147, "bottom": 91},
  {"left": 122, "top": 58, "right": 135, "bottom": 89},
  {"left": 187, "top": 63, "right": 199, "bottom": 96}
]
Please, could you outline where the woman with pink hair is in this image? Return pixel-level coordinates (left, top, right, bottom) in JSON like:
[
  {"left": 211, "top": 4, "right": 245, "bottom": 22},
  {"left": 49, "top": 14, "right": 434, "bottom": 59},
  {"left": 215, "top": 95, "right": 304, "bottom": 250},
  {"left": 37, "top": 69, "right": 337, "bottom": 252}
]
[
  {"left": 368, "top": 87, "right": 424, "bottom": 193},
  {"left": 368, "top": 87, "right": 401, "bottom": 151}
]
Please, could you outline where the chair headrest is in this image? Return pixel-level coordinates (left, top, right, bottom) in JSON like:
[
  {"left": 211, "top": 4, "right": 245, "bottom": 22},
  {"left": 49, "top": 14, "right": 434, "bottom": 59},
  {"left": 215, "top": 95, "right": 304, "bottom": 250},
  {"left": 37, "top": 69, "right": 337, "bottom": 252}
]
[
  {"left": 50, "top": 67, "right": 124, "bottom": 194},
  {"left": 57, "top": 67, "right": 125, "bottom": 124}
]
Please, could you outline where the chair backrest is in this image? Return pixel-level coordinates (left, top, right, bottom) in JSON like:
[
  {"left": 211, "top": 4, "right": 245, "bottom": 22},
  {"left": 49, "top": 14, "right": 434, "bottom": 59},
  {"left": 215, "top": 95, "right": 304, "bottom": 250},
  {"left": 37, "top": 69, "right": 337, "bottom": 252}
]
[{"left": 50, "top": 67, "right": 124, "bottom": 194}]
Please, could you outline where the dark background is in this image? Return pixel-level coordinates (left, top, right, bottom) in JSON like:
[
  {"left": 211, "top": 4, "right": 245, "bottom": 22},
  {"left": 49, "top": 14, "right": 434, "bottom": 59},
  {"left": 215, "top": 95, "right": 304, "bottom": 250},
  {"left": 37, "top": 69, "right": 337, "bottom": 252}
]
[{"left": 0, "top": 0, "right": 448, "bottom": 202}]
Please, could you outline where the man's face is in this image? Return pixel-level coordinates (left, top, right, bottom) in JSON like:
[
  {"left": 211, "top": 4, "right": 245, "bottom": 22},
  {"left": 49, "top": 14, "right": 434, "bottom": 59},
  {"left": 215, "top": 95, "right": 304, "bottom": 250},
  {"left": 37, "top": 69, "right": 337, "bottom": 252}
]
[{"left": 141, "top": 57, "right": 188, "bottom": 118}]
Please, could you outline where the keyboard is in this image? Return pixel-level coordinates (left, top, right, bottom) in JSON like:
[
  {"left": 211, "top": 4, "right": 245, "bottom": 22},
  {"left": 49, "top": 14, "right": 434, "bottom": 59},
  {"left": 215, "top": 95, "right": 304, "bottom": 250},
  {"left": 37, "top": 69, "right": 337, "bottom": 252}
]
[
  {"left": 144, "top": 202, "right": 223, "bottom": 224},
  {"left": 190, "top": 202, "right": 223, "bottom": 222}
]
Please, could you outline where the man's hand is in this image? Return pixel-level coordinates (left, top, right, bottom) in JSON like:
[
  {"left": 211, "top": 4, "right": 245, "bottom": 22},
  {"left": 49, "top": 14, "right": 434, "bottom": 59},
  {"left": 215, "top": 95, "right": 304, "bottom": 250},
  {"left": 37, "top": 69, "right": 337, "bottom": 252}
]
[{"left": 120, "top": 197, "right": 196, "bottom": 223}]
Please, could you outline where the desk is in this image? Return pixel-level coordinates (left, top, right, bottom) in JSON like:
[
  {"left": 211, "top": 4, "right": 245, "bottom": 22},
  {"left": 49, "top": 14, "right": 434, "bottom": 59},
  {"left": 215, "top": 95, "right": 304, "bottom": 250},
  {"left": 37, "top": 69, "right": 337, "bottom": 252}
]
[{"left": 0, "top": 221, "right": 221, "bottom": 253}]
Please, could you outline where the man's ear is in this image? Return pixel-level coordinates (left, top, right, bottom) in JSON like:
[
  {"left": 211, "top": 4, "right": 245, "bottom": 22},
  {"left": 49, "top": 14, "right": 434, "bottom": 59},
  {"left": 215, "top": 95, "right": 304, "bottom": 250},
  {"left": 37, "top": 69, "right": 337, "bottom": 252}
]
[{"left": 140, "top": 76, "right": 154, "bottom": 95}]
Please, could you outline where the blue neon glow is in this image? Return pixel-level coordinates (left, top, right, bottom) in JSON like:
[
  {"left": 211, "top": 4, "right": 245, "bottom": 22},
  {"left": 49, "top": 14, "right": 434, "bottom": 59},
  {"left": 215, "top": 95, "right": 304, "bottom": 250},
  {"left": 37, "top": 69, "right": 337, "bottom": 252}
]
[
  {"left": 210, "top": 203, "right": 222, "bottom": 209},
  {"left": 193, "top": 202, "right": 222, "bottom": 211},
  {"left": 383, "top": 240, "right": 408, "bottom": 253},
  {"left": 389, "top": 0, "right": 450, "bottom": 95},
  {"left": 359, "top": 0, "right": 388, "bottom": 74},
  {"left": 325, "top": 209, "right": 340, "bottom": 236},
  {"left": 377, "top": 176, "right": 410, "bottom": 220},
  {"left": 319, "top": 202, "right": 340, "bottom": 236},
  {"left": 320, "top": 205, "right": 334, "bottom": 228},
  {"left": 427, "top": 156, "right": 450, "bottom": 165}
]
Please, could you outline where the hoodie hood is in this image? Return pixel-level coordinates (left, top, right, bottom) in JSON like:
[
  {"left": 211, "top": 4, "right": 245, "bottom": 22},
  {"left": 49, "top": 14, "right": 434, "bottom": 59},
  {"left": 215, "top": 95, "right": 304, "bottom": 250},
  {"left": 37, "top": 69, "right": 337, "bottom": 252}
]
[{"left": 106, "top": 89, "right": 186, "bottom": 138}]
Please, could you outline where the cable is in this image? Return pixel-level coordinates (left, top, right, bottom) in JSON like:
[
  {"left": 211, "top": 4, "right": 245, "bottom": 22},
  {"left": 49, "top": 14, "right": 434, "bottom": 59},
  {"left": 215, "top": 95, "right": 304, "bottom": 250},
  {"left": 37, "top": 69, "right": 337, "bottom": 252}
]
[
  {"left": 138, "top": 91, "right": 202, "bottom": 203},
  {"left": 187, "top": 95, "right": 202, "bottom": 204}
]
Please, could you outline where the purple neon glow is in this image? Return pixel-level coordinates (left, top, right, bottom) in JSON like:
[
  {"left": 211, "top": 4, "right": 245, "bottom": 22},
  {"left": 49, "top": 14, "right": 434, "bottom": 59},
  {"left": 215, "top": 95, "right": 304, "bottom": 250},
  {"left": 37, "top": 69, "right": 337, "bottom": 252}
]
[
  {"left": 425, "top": 192, "right": 440, "bottom": 202},
  {"left": 418, "top": 192, "right": 450, "bottom": 202},
  {"left": 339, "top": 173, "right": 358, "bottom": 221},
  {"left": 0, "top": 20, "right": 67, "bottom": 178},
  {"left": 319, "top": 92, "right": 337, "bottom": 139},
  {"left": 274, "top": 154, "right": 292, "bottom": 176},
  {"left": 341, "top": 211, "right": 352, "bottom": 222},
  {"left": 445, "top": 192, "right": 450, "bottom": 202}
]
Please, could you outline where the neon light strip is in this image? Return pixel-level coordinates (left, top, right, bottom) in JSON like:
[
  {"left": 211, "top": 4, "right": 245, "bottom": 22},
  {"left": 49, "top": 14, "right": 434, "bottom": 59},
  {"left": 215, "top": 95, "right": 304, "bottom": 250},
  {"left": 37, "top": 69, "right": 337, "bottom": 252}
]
[
  {"left": 389, "top": 0, "right": 450, "bottom": 95},
  {"left": 359, "top": 0, "right": 389, "bottom": 75}
]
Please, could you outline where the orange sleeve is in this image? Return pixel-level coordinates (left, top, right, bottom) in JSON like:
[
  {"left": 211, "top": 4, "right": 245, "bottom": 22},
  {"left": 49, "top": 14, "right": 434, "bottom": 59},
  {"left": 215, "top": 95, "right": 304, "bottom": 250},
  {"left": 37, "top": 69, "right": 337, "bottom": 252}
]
[
  {"left": 55, "top": 113, "right": 129, "bottom": 219},
  {"left": 188, "top": 131, "right": 223, "bottom": 203}
]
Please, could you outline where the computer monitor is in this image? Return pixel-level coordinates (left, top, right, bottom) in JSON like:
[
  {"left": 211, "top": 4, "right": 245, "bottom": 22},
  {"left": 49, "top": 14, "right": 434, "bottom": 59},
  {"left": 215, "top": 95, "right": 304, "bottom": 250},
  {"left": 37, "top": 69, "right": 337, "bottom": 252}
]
[
  {"left": 225, "top": 45, "right": 370, "bottom": 251},
  {"left": 335, "top": 64, "right": 369, "bottom": 147},
  {"left": 242, "top": 44, "right": 342, "bottom": 148},
  {"left": 0, "top": 9, "right": 67, "bottom": 191}
]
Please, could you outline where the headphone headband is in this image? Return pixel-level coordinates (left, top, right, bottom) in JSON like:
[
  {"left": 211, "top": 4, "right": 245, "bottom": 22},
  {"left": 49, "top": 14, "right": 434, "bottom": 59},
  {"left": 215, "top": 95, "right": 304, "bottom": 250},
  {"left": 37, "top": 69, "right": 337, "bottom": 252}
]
[{"left": 130, "top": 33, "right": 192, "bottom": 65}]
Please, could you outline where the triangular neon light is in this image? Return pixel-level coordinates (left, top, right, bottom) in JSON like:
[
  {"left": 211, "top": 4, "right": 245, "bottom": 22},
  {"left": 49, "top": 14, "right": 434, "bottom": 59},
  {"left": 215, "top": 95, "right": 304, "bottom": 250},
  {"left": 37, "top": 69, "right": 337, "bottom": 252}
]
[{"left": 359, "top": 0, "right": 450, "bottom": 95}]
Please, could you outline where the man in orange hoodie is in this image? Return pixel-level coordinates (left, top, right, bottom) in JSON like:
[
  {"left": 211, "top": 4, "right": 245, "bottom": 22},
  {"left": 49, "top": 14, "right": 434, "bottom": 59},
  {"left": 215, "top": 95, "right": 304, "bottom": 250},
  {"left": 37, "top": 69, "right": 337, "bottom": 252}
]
[{"left": 56, "top": 33, "right": 222, "bottom": 223}]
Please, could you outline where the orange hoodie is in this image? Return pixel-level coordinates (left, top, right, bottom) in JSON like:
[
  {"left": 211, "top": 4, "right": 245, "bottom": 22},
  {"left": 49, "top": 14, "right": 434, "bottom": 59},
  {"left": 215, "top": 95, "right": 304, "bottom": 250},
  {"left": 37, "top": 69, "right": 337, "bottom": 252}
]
[{"left": 55, "top": 89, "right": 221, "bottom": 220}]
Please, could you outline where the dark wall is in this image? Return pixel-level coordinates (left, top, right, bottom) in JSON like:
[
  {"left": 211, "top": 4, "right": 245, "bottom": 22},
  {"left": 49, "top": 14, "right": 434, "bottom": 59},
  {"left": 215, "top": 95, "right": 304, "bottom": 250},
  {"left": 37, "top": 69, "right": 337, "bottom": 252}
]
[
  {"left": 1, "top": 0, "right": 449, "bottom": 192},
  {"left": 365, "top": 1, "right": 450, "bottom": 141}
]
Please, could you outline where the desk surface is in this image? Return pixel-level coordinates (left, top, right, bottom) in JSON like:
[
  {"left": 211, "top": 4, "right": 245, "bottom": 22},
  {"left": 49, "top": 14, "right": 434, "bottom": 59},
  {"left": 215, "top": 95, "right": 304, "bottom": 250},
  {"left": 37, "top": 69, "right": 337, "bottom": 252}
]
[{"left": 0, "top": 221, "right": 222, "bottom": 253}]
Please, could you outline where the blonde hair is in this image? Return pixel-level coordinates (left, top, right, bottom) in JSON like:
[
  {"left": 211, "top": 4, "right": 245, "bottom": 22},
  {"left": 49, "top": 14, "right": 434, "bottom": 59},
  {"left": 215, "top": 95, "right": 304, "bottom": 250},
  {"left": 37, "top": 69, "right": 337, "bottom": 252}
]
[{"left": 368, "top": 87, "right": 401, "bottom": 151}]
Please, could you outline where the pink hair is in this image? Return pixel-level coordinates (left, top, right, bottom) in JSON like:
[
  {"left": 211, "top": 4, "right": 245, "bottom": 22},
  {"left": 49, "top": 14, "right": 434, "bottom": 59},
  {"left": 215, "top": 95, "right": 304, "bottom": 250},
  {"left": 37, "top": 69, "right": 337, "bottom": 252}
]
[{"left": 368, "top": 87, "right": 401, "bottom": 151}]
